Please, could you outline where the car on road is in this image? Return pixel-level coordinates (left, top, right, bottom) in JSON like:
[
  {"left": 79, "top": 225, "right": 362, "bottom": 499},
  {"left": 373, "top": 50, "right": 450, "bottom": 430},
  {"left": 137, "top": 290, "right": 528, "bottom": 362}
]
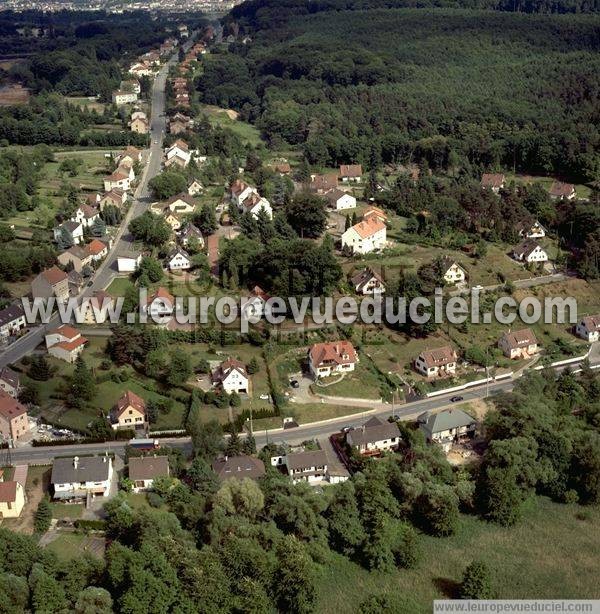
[
  {"left": 289, "top": 379, "right": 299, "bottom": 388},
  {"left": 450, "top": 395, "right": 464, "bottom": 402},
  {"left": 87, "top": 280, "right": 93, "bottom": 287},
  {"left": 341, "top": 425, "right": 354, "bottom": 433},
  {"left": 259, "top": 394, "right": 270, "bottom": 401},
  {"left": 154, "top": 140, "right": 158, "bottom": 144}
]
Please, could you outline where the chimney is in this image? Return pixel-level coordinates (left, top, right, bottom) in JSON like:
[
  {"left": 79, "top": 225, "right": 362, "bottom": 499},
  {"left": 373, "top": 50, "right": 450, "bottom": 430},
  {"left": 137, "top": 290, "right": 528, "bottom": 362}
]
[{"left": 73, "top": 456, "right": 79, "bottom": 469}]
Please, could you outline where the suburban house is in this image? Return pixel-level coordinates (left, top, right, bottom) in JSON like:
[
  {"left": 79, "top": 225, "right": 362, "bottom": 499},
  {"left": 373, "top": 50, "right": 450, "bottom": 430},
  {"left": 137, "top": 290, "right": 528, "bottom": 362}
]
[
  {"left": 131, "top": 110, "right": 146, "bottom": 121},
  {"left": 165, "top": 140, "right": 191, "bottom": 167},
  {"left": 31, "top": 266, "right": 70, "bottom": 304},
  {"left": 100, "top": 188, "right": 127, "bottom": 210},
  {"left": 498, "top": 328, "right": 539, "bottom": 359},
  {"left": 414, "top": 346, "right": 458, "bottom": 378},
  {"left": 282, "top": 450, "right": 329, "bottom": 484},
  {"left": 45, "top": 324, "right": 87, "bottom": 363},
  {"left": 81, "top": 291, "right": 115, "bottom": 325},
  {"left": 363, "top": 206, "right": 388, "bottom": 224},
  {"left": 212, "top": 455, "right": 266, "bottom": 481},
  {"left": 418, "top": 409, "right": 477, "bottom": 452},
  {"left": 308, "top": 340, "right": 358, "bottom": 378},
  {"left": 230, "top": 179, "right": 254, "bottom": 206},
  {"left": 104, "top": 170, "right": 131, "bottom": 192},
  {"left": 351, "top": 267, "right": 386, "bottom": 296},
  {"left": 144, "top": 287, "right": 175, "bottom": 320},
  {"left": 213, "top": 358, "right": 250, "bottom": 394},
  {"left": 111, "top": 390, "right": 147, "bottom": 430},
  {"left": 0, "top": 367, "right": 20, "bottom": 398},
  {"left": 166, "top": 247, "right": 192, "bottom": 271},
  {"left": 179, "top": 223, "right": 204, "bottom": 248},
  {"left": 163, "top": 209, "right": 185, "bottom": 231},
  {"left": 0, "top": 472, "right": 26, "bottom": 518},
  {"left": 0, "top": 304, "right": 26, "bottom": 341},
  {"left": 117, "top": 250, "right": 142, "bottom": 273},
  {"left": 480, "top": 173, "right": 505, "bottom": 193},
  {"left": 0, "top": 390, "right": 29, "bottom": 442},
  {"left": 242, "top": 285, "right": 271, "bottom": 319},
  {"left": 71, "top": 204, "right": 100, "bottom": 228},
  {"left": 169, "top": 118, "right": 188, "bottom": 135},
  {"left": 57, "top": 245, "right": 92, "bottom": 273},
  {"left": 273, "top": 162, "right": 291, "bottom": 176},
  {"left": 346, "top": 416, "right": 400, "bottom": 456},
  {"left": 575, "top": 315, "right": 600, "bottom": 342},
  {"left": 325, "top": 188, "right": 356, "bottom": 210},
  {"left": 187, "top": 180, "right": 203, "bottom": 196},
  {"left": 166, "top": 192, "right": 196, "bottom": 213},
  {"left": 130, "top": 116, "right": 149, "bottom": 134},
  {"left": 68, "top": 270, "right": 84, "bottom": 296},
  {"left": 54, "top": 220, "right": 84, "bottom": 245},
  {"left": 339, "top": 164, "right": 363, "bottom": 183},
  {"left": 128, "top": 456, "right": 170, "bottom": 493},
  {"left": 129, "top": 62, "right": 153, "bottom": 77},
  {"left": 310, "top": 173, "right": 338, "bottom": 194},
  {"left": 51, "top": 455, "right": 113, "bottom": 499},
  {"left": 86, "top": 239, "right": 109, "bottom": 262},
  {"left": 117, "top": 162, "right": 135, "bottom": 182},
  {"left": 240, "top": 192, "right": 273, "bottom": 219},
  {"left": 341, "top": 217, "right": 387, "bottom": 254},
  {"left": 517, "top": 220, "right": 546, "bottom": 239},
  {"left": 112, "top": 90, "right": 138, "bottom": 105},
  {"left": 512, "top": 240, "right": 548, "bottom": 264},
  {"left": 117, "top": 146, "right": 143, "bottom": 166},
  {"left": 83, "top": 192, "right": 101, "bottom": 207},
  {"left": 440, "top": 257, "right": 468, "bottom": 285},
  {"left": 549, "top": 181, "right": 576, "bottom": 201},
  {"left": 121, "top": 79, "right": 141, "bottom": 94}
]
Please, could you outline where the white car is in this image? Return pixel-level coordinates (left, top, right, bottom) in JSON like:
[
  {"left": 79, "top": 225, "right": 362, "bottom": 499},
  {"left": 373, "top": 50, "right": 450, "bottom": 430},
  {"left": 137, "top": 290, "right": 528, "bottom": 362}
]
[{"left": 259, "top": 394, "right": 270, "bottom": 401}]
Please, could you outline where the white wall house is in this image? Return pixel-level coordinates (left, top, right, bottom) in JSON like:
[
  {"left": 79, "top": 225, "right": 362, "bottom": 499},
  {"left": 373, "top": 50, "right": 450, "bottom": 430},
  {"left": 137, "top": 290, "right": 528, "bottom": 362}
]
[
  {"left": 498, "top": 328, "right": 539, "bottom": 359},
  {"left": 308, "top": 341, "right": 358, "bottom": 378},
  {"left": 117, "top": 252, "right": 141, "bottom": 273},
  {"left": 512, "top": 240, "right": 548, "bottom": 264},
  {"left": 213, "top": 359, "right": 249, "bottom": 394},
  {"left": 346, "top": 417, "right": 400, "bottom": 456},
  {"left": 326, "top": 189, "right": 356, "bottom": 210},
  {"left": 575, "top": 315, "right": 600, "bottom": 342},
  {"left": 51, "top": 456, "right": 113, "bottom": 499},
  {"left": 341, "top": 218, "right": 386, "bottom": 254},
  {"left": 415, "top": 347, "right": 457, "bottom": 378},
  {"left": 166, "top": 248, "right": 191, "bottom": 271},
  {"left": 441, "top": 260, "right": 467, "bottom": 285}
]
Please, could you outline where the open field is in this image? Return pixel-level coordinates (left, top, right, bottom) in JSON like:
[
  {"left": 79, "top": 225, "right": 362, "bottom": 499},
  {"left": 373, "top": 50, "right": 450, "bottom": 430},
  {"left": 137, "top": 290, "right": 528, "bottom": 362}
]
[
  {"left": 202, "top": 105, "right": 262, "bottom": 146},
  {"left": 64, "top": 96, "right": 107, "bottom": 113}
]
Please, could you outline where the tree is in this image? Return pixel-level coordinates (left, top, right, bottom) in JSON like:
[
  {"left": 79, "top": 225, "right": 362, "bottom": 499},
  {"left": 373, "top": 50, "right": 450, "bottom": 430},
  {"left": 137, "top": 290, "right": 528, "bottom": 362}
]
[
  {"left": 194, "top": 204, "right": 217, "bottom": 235},
  {"left": 129, "top": 211, "right": 171, "bottom": 247},
  {"left": 68, "top": 357, "right": 96, "bottom": 409},
  {"left": 29, "top": 355, "right": 51, "bottom": 381},
  {"left": 417, "top": 483, "right": 459, "bottom": 536},
  {"left": 137, "top": 257, "right": 164, "bottom": 283},
  {"left": 246, "top": 357, "right": 260, "bottom": 374},
  {"left": 274, "top": 536, "right": 316, "bottom": 614},
  {"left": 0, "top": 573, "right": 29, "bottom": 613},
  {"left": 149, "top": 170, "right": 187, "bottom": 200},
  {"left": 187, "top": 456, "right": 220, "bottom": 496},
  {"left": 233, "top": 578, "right": 273, "bottom": 614},
  {"left": 285, "top": 192, "right": 327, "bottom": 238},
  {"left": 29, "top": 563, "right": 67, "bottom": 613},
  {"left": 167, "top": 349, "right": 192, "bottom": 386},
  {"left": 213, "top": 478, "right": 264, "bottom": 519},
  {"left": 34, "top": 498, "right": 52, "bottom": 533},
  {"left": 189, "top": 417, "right": 224, "bottom": 460},
  {"left": 325, "top": 481, "right": 365, "bottom": 556},
  {"left": 19, "top": 382, "right": 40, "bottom": 406},
  {"left": 229, "top": 391, "right": 241, "bottom": 407},
  {"left": 74, "top": 587, "right": 113, "bottom": 614},
  {"left": 460, "top": 561, "right": 494, "bottom": 599}
]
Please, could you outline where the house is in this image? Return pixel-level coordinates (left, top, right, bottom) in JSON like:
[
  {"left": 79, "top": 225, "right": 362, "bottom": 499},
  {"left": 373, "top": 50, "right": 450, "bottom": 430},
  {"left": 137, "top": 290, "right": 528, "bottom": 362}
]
[
  {"left": 179, "top": 223, "right": 204, "bottom": 248},
  {"left": 54, "top": 220, "right": 84, "bottom": 246},
  {"left": 0, "top": 477, "right": 26, "bottom": 518},
  {"left": 418, "top": 409, "right": 477, "bottom": 452},
  {"left": 230, "top": 179, "right": 255, "bottom": 206},
  {"left": 144, "top": 287, "right": 175, "bottom": 320},
  {"left": 112, "top": 90, "right": 138, "bottom": 105},
  {"left": 512, "top": 240, "right": 548, "bottom": 264},
  {"left": 129, "top": 62, "right": 153, "bottom": 77},
  {"left": 100, "top": 188, "right": 127, "bottom": 210},
  {"left": 169, "top": 118, "right": 188, "bottom": 135},
  {"left": 242, "top": 285, "right": 271, "bottom": 319},
  {"left": 117, "top": 146, "right": 143, "bottom": 166},
  {"left": 166, "top": 192, "right": 196, "bottom": 213},
  {"left": 212, "top": 455, "right": 265, "bottom": 481},
  {"left": 86, "top": 239, "right": 109, "bottom": 262},
  {"left": 81, "top": 291, "right": 115, "bottom": 325},
  {"left": 187, "top": 180, "right": 203, "bottom": 196},
  {"left": 71, "top": 204, "right": 100, "bottom": 228},
  {"left": 480, "top": 173, "right": 505, "bottom": 193},
  {"left": 440, "top": 257, "right": 468, "bottom": 285},
  {"left": 341, "top": 217, "right": 387, "bottom": 254},
  {"left": 128, "top": 456, "right": 170, "bottom": 492},
  {"left": 0, "top": 390, "right": 28, "bottom": 441},
  {"left": 117, "top": 250, "right": 142, "bottom": 273},
  {"left": 163, "top": 209, "right": 185, "bottom": 231},
  {"left": 273, "top": 162, "right": 291, "bottom": 176},
  {"left": 83, "top": 192, "right": 101, "bottom": 207},
  {"left": 325, "top": 188, "right": 356, "bottom": 210},
  {"left": 31, "top": 266, "right": 70, "bottom": 304},
  {"left": 51, "top": 455, "right": 113, "bottom": 499},
  {"left": 166, "top": 247, "right": 191, "bottom": 271},
  {"left": 164, "top": 154, "right": 189, "bottom": 169},
  {"left": 575, "top": 315, "right": 600, "bottom": 343},
  {"left": 117, "top": 163, "right": 135, "bottom": 182},
  {"left": 498, "top": 328, "right": 539, "bottom": 359},
  {"left": 351, "top": 268, "right": 386, "bottom": 296},
  {"left": 57, "top": 245, "right": 93, "bottom": 273},
  {"left": 517, "top": 220, "right": 546, "bottom": 239},
  {"left": 131, "top": 110, "right": 147, "bottom": 121},
  {"left": 308, "top": 340, "right": 358, "bottom": 378},
  {"left": 121, "top": 79, "right": 141, "bottom": 94},
  {"left": 0, "top": 367, "right": 21, "bottom": 398},
  {"left": 240, "top": 192, "right": 273, "bottom": 220},
  {"left": 339, "top": 164, "right": 362, "bottom": 183},
  {"left": 0, "top": 304, "right": 26, "bottom": 340},
  {"left": 213, "top": 358, "right": 249, "bottom": 394},
  {"left": 68, "top": 270, "right": 84, "bottom": 296},
  {"left": 414, "top": 346, "right": 457, "bottom": 378},
  {"left": 103, "top": 170, "right": 131, "bottom": 192},
  {"left": 549, "top": 181, "right": 576, "bottom": 201},
  {"left": 284, "top": 450, "right": 328, "bottom": 484},
  {"left": 45, "top": 324, "right": 87, "bottom": 363},
  {"left": 130, "top": 116, "right": 149, "bottom": 134},
  {"left": 111, "top": 390, "right": 146, "bottom": 430},
  {"left": 310, "top": 173, "right": 338, "bottom": 194},
  {"left": 363, "top": 206, "right": 388, "bottom": 224},
  {"left": 346, "top": 416, "right": 400, "bottom": 456},
  {"left": 165, "top": 140, "right": 191, "bottom": 167}
]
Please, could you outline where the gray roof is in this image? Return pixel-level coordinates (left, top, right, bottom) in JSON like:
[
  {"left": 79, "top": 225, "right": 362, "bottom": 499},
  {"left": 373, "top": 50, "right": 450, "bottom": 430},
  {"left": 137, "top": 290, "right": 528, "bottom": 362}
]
[
  {"left": 0, "top": 303, "right": 25, "bottom": 327},
  {"left": 51, "top": 456, "right": 111, "bottom": 485},
  {"left": 418, "top": 409, "right": 476, "bottom": 438},
  {"left": 212, "top": 455, "right": 265, "bottom": 481},
  {"left": 347, "top": 417, "right": 399, "bottom": 447},
  {"left": 0, "top": 367, "right": 20, "bottom": 389},
  {"left": 129, "top": 456, "right": 170, "bottom": 481},
  {"left": 286, "top": 449, "right": 327, "bottom": 470}
]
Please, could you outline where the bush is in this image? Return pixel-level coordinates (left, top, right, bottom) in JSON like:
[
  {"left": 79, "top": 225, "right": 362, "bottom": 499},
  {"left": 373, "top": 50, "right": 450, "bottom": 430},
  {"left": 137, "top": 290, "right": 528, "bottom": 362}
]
[
  {"left": 146, "top": 492, "right": 164, "bottom": 508},
  {"left": 34, "top": 498, "right": 52, "bottom": 533},
  {"left": 459, "top": 561, "right": 494, "bottom": 599},
  {"left": 74, "top": 519, "right": 106, "bottom": 531}
]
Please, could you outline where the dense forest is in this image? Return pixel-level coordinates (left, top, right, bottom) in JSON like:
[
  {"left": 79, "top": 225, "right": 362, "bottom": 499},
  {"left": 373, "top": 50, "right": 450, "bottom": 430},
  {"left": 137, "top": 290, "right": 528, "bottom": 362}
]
[{"left": 199, "top": 6, "right": 600, "bottom": 182}]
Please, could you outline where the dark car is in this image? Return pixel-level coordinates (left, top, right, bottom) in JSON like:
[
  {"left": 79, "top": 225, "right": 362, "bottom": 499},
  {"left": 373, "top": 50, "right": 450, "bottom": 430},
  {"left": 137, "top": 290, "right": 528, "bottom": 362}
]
[
  {"left": 87, "top": 280, "right": 94, "bottom": 287},
  {"left": 289, "top": 379, "right": 299, "bottom": 388},
  {"left": 450, "top": 395, "right": 464, "bottom": 403}
]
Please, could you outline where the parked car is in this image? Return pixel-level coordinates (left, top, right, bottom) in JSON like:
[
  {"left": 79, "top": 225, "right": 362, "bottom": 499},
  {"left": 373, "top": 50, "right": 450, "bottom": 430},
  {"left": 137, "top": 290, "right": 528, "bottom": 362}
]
[
  {"left": 450, "top": 395, "right": 464, "bottom": 403},
  {"left": 259, "top": 394, "right": 270, "bottom": 401},
  {"left": 341, "top": 425, "right": 354, "bottom": 433}
]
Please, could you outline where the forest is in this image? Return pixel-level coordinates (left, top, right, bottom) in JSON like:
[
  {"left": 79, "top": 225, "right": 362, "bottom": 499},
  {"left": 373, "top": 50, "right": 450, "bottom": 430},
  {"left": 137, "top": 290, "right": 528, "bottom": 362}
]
[{"left": 199, "top": 6, "right": 600, "bottom": 182}]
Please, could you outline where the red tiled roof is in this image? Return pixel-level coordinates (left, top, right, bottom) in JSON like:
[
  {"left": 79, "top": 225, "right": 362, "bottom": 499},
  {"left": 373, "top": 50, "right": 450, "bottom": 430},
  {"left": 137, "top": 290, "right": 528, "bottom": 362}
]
[
  {"left": 351, "top": 216, "right": 386, "bottom": 239},
  {"left": 309, "top": 341, "right": 358, "bottom": 368},
  {"left": 48, "top": 324, "right": 80, "bottom": 340},
  {"left": 86, "top": 239, "right": 108, "bottom": 256},
  {"left": 0, "top": 481, "right": 17, "bottom": 503},
  {"left": 481, "top": 173, "right": 505, "bottom": 189},
  {"left": 114, "top": 390, "right": 146, "bottom": 418},
  {"left": 147, "top": 287, "right": 174, "bottom": 306},
  {"left": 40, "top": 266, "right": 68, "bottom": 286},
  {"left": 0, "top": 389, "right": 27, "bottom": 421},
  {"left": 340, "top": 164, "right": 362, "bottom": 177}
]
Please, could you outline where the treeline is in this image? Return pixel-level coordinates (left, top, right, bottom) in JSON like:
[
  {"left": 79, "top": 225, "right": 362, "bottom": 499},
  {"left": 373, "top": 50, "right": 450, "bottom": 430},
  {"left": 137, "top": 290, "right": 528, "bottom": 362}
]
[{"left": 202, "top": 8, "right": 600, "bottom": 182}]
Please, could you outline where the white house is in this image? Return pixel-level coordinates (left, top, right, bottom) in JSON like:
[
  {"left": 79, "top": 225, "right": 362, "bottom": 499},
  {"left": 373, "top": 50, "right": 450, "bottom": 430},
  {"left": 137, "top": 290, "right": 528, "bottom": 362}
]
[
  {"left": 339, "top": 164, "right": 363, "bottom": 183},
  {"left": 341, "top": 217, "right": 386, "bottom": 254},
  {"left": 440, "top": 258, "right": 467, "bottom": 285},
  {"left": 179, "top": 223, "right": 204, "bottom": 248},
  {"left": 128, "top": 456, "right": 170, "bottom": 493},
  {"left": 117, "top": 251, "right": 142, "bottom": 273},
  {"left": 45, "top": 324, "right": 87, "bottom": 363},
  {"left": 230, "top": 179, "right": 255, "bottom": 207},
  {"left": 575, "top": 315, "right": 600, "bottom": 342},
  {"left": 165, "top": 140, "right": 191, "bottom": 167},
  {"left": 350, "top": 268, "right": 385, "bottom": 296},
  {"left": 213, "top": 358, "right": 249, "bottom": 394},
  {"left": 346, "top": 416, "right": 400, "bottom": 456},
  {"left": 0, "top": 304, "right": 26, "bottom": 341},
  {"left": 112, "top": 90, "right": 138, "bottom": 105},
  {"left": 517, "top": 220, "right": 546, "bottom": 239},
  {"left": 51, "top": 456, "right": 113, "bottom": 499},
  {"left": 166, "top": 247, "right": 191, "bottom": 271},
  {"left": 414, "top": 346, "right": 457, "bottom": 378},
  {"left": 71, "top": 204, "right": 100, "bottom": 229},
  {"left": 498, "top": 328, "right": 539, "bottom": 359},
  {"left": 283, "top": 450, "right": 329, "bottom": 484},
  {"left": 512, "top": 240, "right": 548, "bottom": 264},
  {"left": 549, "top": 181, "right": 576, "bottom": 201},
  {"left": 104, "top": 170, "right": 131, "bottom": 192},
  {"left": 240, "top": 192, "right": 273, "bottom": 220},
  {"left": 54, "top": 220, "right": 84, "bottom": 245},
  {"left": 480, "top": 173, "right": 505, "bottom": 194},
  {"left": 308, "top": 341, "right": 358, "bottom": 379},
  {"left": 418, "top": 409, "right": 477, "bottom": 452},
  {"left": 166, "top": 193, "right": 196, "bottom": 213},
  {"left": 0, "top": 367, "right": 21, "bottom": 398},
  {"left": 325, "top": 188, "right": 356, "bottom": 210},
  {"left": 187, "top": 180, "right": 203, "bottom": 196}
]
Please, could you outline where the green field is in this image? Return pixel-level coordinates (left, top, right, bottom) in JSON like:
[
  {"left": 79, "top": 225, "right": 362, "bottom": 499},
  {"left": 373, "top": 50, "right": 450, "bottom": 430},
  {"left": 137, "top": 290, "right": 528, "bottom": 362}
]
[{"left": 203, "top": 105, "right": 262, "bottom": 146}]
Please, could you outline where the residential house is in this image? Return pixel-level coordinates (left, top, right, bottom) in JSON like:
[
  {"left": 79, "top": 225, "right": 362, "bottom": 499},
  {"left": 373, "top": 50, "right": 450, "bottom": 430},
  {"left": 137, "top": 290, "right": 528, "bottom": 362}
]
[
  {"left": 512, "top": 240, "right": 548, "bottom": 264},
  {"left": 575, "top": 315, "right": 600, "bottom": 343},
  {"left": 0, "top": 304, "right": 26, "bottom": 340},
  {"left": 325, "top": 188, "right": 356, "bottom": 210},
  {"left": 284, "top": 450, "right": 328, "bottom": 484},
  {"left": 166, "top": 193, "right": 196, "bottom": 214},
  {"left": 165, "top": 140, "right": 191, "bottom": 167},
  {"left": 308, "top": 340, "right": 358, "bottom": 378},
  {"left": 480, "top": 173, "right": 505, "bottom": 193},
  {"left": 498, "top": 328, "right": 539, "bottom": 359},
  {"left": 68, "top": 270, "right": 84, "bottom": 296},
  {"left": 0, "top": 367, "right": 20, "bottom": 398},
  {"left": 83, "top": 192, "right": 101, "bottom": 207},
  {"left": 310, "top": 173, "right": 338, "bottom": 194},
  {"left": 517, "top": 220, "right": 546, "bottom": 239},
  {"left": 179, "top": 223, "right": 204, "bottom": 248},
  {"left": 86, "top": 239, "right": 109, "bottom": 262},
  {"left": 54, "top": 220, "right": 84, "bottom": 246},
  {"left": 117, "top": 250, "right": 142, "bottom": 273},
  {"left": 414, "top": 346, "right": 457, "bottom": 378},
  {"left": 230, "top": 179, "right": 255, "bottom": 207},
  {"left": 144, "top": 287, "right": 175, "bottom": 320},
  {"left": 129, "top": 62, "right": 153, "bottom": 77},
  {"left": 131, "top": 110, "right": 146, "bottom": 121},
  {"left": 164, "top": 154, "right": 189, "bottom": 169},
  {"left": 163, "top": 208, "right": 184, "bottom": 231},
  {"left": 112, "top": 90, "right": 138, "bottom": 105},
  {"left": 239, "top": 192, "right": 273, "bottom": 220},
  {"left": 213, "top": 358, "right": 249, "bottom": 394},
  {"left": 57, "top": 245, "right": 92, "bottom": 273},
  {"left": 212, "top": 455, "right": 265, "bottom": 481},
  {"left": 166, "top": 247, "right": 191, "bottom": 271},
  {"left": 346, "top": 416, "right": 400, "bottom": 456},
  {"left": 0, "top": 477, "right": 26, "bottom": 518},
  {"left": 351, "top": 267, "right": 386, "bottom": 296},
  {"left": 110, "top": 390, "right": 147, "bottom": 430},
  {"left": 0, "top": 390, "right": 28, "bottom": 441},
  {"left": 103, "top": 170, "right": 131, "bottom": 192},
  {"left": 549, "top": 181, "right": 576, "bottom": 201},
  {"left": 273, "top": 162, "right": 291, "bottom": 176},
  {"left": 339, "top": 164, "right": 362, "bottom": 183},
  {"left": 31, "top": 266, "right": 70, "bottom": 304},
  {"left": 440, "top": 257, "right": 468, "bottom": 285},
  {"left": 130, "top": 116, "right": 149, "bottom": 134},
  {"left": 169, "top": 118, "right": 189, "bottom": 135},
  {"left": 100, "top": 188, "right": 127, "bottom": 210},
  {"left": 121, "top": 79, "right": 141, "bottom": 94},
  {"left": 363, "top": 206, "right": 388, "bottom": 224},
  {"left": 128, "top": 456, "right": 170, "bottom": 493},
  {"left": 45, "top": 324, "right": 87, "bottom": 363},
  {"left": 242, "top": 285, "right": 270, "bottom": 319},
  {"left": 117, "top": 146, "right": 143, "bottom": 166},
  {"left": 187, "top": 180, "right": 203, "bottom": 196},
  {"left": 418, "top": 409, "right": 477, "bottom": 452},
  {"left": 71, "top": 204, "right": 100, "bottom": 228},
  {"left": 81, "top": 291, "right": 115, "bottom": 325},
  {"left": 117, "top": 162, "right": 135, "bottom": 182},
  {"left": 51, "top": 455, "right": 113, "bottom": 499},
  {"left": 341, "top": 217, "right": 387, "bottom": 254}
]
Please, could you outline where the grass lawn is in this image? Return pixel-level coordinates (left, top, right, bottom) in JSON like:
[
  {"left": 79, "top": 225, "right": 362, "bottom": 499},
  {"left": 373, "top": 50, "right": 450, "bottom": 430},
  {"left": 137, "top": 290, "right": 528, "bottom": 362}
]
[
  {"left": 203, "top": 105, "right": 262, "bottom": 146},
  {"left": 64, "top": 95, "right": 107, "bottom": 113},
  {"left": 505, "top": 172, "right": 592, "bottom": 200},
  {"left": 43, "top": 533, "right": 88, "bottom": 561},
  {"left": 50, "top": 503, "right": 83, "bottom": 519},
  {"left": 105, "top": 277, "right": 136, "bottom": 297},
  {"left": 314, "top": 362, "right": 383, "bottom": 400},
  {"left": 315, "top": 498, "right": 600, "bottom": 613}
]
